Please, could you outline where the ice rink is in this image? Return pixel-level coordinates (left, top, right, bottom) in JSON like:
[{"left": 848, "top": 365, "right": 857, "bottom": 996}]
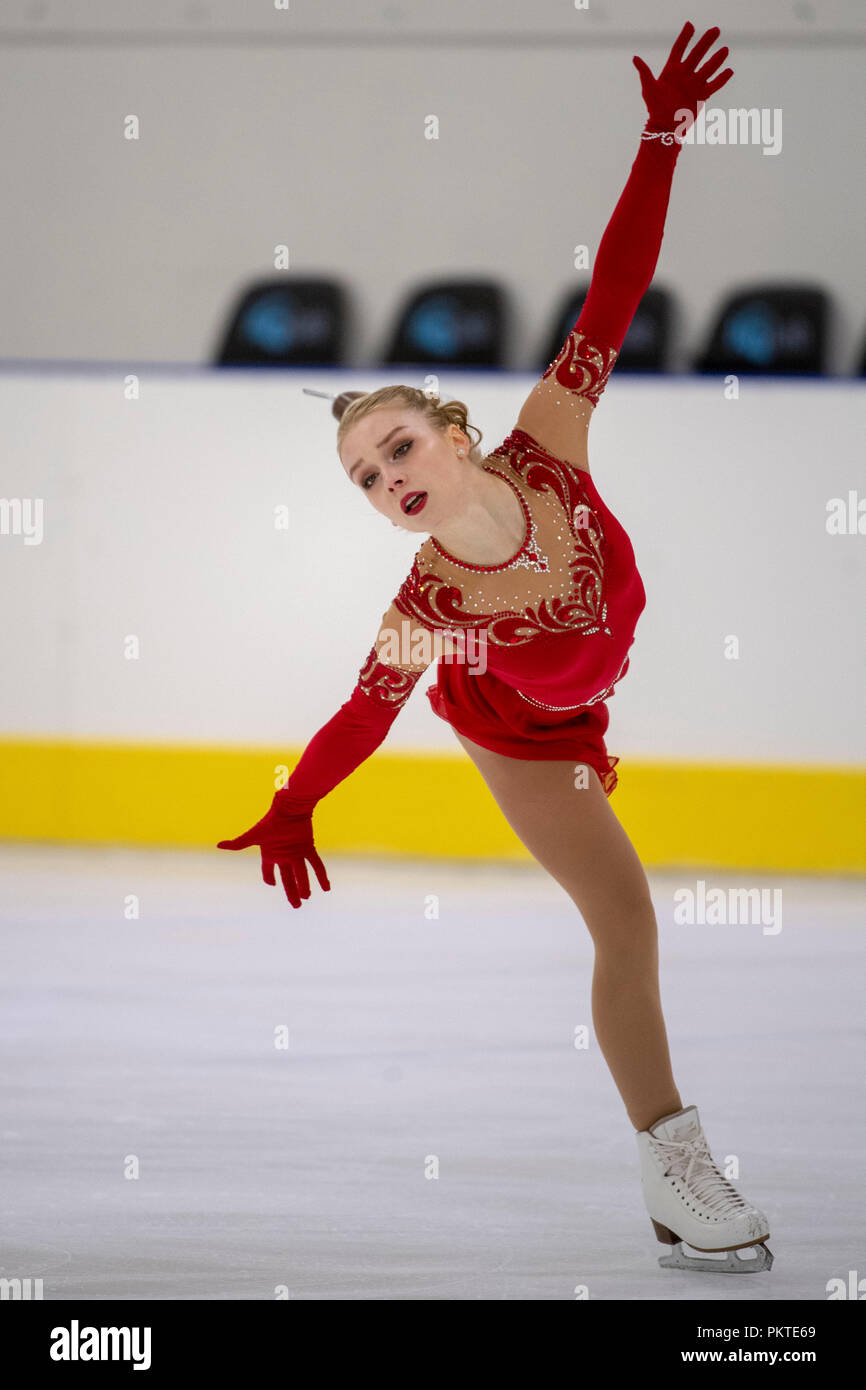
[{"left": 2, "top": 843, "right": 863, "bottom": 1302}]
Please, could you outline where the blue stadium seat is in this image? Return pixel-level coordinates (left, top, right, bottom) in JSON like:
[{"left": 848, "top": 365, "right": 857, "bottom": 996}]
[
  {"left": 694, "top": 285, "right": 830, "bottom": 376},
  {"left": 381, "top": 280, "right": 508, "bottom": 368},
  {"left": 215, "top": 278, "right": 348, "bottom": 366}
]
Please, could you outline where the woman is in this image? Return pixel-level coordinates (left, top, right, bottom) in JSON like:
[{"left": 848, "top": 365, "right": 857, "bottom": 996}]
[{"left": 219, "top": 23, "right": 773, "bottom": 1276}]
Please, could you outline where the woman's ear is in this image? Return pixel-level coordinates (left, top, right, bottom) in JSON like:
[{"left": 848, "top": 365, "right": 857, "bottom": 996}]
[{"left": 450, "top": 424, "right": 468, "bottom": 455}]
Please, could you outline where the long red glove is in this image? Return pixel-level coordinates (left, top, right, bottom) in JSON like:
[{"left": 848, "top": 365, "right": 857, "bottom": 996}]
[
  {"left": 634, "top": 21, "right": 733, "bottom": 135},
  {"left": 548, "top": 23, "right": 733, "bottom": 380},
  {"left": 217, "top": 789, "right": 331, "bottom": 909},
  {"left": 217, "top": 646, "right": 424, "bottom": 909}
]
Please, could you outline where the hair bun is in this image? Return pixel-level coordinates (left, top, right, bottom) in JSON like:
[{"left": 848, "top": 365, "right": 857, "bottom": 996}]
[{"left": 332, "top": 390, "right": 368, "bottom": 422}]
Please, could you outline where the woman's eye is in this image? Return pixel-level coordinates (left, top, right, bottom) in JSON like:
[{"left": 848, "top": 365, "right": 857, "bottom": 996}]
[{"left": 361, "top": 440, "right": 410, "bottom": 489}]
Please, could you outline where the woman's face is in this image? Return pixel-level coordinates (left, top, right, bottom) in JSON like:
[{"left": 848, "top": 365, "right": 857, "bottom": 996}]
[{"left": 339, "top": 407, "right": 468, "bottom": 532}]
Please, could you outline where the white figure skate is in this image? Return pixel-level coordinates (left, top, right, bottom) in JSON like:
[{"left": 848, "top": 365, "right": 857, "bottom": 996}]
[{"left": 636, "top": 1104, "right": 773, "bottom": 1273}]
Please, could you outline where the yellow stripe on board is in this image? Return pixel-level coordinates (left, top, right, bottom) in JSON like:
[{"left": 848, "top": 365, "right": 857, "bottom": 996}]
[{"left": 0, "top": 739, "right": 863, "bottom": 874}]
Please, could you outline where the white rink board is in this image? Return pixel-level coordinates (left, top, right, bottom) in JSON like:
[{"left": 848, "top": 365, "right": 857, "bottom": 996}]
[{"left": 1, "top": 369, "right": 864, "bottom": 765}]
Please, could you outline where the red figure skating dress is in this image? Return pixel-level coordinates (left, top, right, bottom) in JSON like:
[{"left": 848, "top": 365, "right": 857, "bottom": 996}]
[
  {"left": 406, "top": 422, "right": 644, "bottom": 792},
  {"left": 282, "top": 118, "right": 684, "bottom": 811}
]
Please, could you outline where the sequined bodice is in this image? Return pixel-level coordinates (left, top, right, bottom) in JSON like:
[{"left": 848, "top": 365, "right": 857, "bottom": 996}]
[
  {"left": 357, "top": 427, "right": 645, "bottom": 713},
  {"left": 401, "top": 442, "right": 612, "bottom": 647}
]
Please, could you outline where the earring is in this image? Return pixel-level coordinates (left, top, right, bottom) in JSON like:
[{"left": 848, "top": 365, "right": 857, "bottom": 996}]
[{"left": 457, "top": 449, "right": 465, "bottom": 456}]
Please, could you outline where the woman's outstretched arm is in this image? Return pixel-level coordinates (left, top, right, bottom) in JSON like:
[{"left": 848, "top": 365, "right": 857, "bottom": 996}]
[
  {"left": 216, "top": 595, "right": 438, "bottom": 909},
  {"left": 516, "top": 21, "right": 733, "bottom": 468}
]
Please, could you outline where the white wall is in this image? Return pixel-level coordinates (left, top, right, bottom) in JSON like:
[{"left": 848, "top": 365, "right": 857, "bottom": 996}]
[
  {"left": 1, "top": 368, "right": 864, "bottom": 766},
  {"left": 0, "top": 1, "right": 864, "bottom": 372}
]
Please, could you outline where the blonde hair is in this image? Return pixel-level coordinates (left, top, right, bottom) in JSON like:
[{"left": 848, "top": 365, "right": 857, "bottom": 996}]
[{"left": 335, "top": 385, "right": 485, "bottom": 467}]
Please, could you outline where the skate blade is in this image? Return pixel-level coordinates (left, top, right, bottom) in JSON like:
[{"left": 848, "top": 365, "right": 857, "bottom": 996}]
[{"left": 658, "top": 1241, "right": 774, "bottom": 1274}]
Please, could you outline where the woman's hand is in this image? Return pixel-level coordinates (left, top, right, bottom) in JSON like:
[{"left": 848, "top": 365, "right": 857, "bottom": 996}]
[
  {"left": 217, "top": 789, "right": 331, "bottom": 910},
  {"left": 633, "top": 21, "right": 733, "bottom": 135}
]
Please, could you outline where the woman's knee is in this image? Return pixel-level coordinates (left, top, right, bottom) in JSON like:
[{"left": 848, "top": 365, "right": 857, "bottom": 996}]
[{"left": 578, "top": 894, "right": 659, "bottom": 959}]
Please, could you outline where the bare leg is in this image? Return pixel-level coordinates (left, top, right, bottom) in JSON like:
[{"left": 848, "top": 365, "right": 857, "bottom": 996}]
[{"left": 453, "top": 730, "right": 682, "bottom": 1132}]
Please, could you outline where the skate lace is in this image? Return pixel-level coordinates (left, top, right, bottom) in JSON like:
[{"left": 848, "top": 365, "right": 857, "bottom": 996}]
[{"left": 653, "top": 1134, "right": 752, "bottom": 1218}]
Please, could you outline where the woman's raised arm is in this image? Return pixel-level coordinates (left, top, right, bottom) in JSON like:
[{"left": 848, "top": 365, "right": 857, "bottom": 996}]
[{"left": 515, "top": 21, "right": 733, "bottom": 468}]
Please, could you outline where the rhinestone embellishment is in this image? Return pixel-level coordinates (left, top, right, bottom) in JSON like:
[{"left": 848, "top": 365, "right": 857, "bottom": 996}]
[
  {"left": 429, "top": 467, "right": 551, "bottom": 576},
  {"left": 515, "top": 652, "right": 630, "bottom": 711}
]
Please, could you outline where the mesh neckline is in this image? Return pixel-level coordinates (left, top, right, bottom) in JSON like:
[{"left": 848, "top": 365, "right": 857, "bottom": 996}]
[{"left": 427, "top": 465, "right": 533, "bottom": 573}]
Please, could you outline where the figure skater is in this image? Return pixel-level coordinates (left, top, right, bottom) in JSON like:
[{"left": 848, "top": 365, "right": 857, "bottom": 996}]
[{"left": 218, "top": 22, "right": 773, "bottom": 1275}]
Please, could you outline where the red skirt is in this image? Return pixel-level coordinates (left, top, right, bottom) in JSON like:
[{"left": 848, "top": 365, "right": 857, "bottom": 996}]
[{"left": 427, "top": 660, "right": 620, "bottom": 797}]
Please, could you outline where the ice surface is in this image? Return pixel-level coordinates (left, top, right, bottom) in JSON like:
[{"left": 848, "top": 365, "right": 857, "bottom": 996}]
[{"left": 1, "top": 844, "right": 863, "bottom": 1301}]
